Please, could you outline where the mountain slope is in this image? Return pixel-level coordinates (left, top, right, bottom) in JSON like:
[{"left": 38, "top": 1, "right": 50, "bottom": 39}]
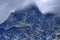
[
  {"left": 0, "top": 4, "right": 60, "bottom": 40},
  {"left": 0, "top": 4, "right": 43, "bottom": 30},
  {"left": 0, "top": 4, "right": 45, "bottom": 40}
]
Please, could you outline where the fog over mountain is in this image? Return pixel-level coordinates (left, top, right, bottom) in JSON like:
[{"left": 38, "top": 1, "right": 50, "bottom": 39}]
[
  {"left": 0, "top": 0, "right": 60, "bottom": 40},
  {"left": 0, "top": 0, "right": 34, "bottom": 24},
  {"left": 0, "top": 0, "right": 60, "bottom": 24}
]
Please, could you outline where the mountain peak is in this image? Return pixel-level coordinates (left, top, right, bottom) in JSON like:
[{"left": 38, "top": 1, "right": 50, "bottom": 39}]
[{"left": 0, "top": 5, "right": 43, "bottom": 30}]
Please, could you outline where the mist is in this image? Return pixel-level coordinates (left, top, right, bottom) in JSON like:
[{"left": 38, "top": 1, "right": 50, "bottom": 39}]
[
  {"left": 0, "top": 0, "right": 60, "bottom": 24},
  {"left": 0, "top": 0, "right": 34, "bottom": 24},
  {"left": 35, "top": 0, "right": 60, "bottom": 14}
]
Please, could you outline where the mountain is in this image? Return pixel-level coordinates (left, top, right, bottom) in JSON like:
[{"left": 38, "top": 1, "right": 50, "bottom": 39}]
[
  {"left": 0, "top": 4, "right": 60, "bottom": 40},
  {"left": 0, "top": 4, "right": 43, "bottom": 30},
  {"left": 0, "top": 4, "right": 45, "bottom": 40}
]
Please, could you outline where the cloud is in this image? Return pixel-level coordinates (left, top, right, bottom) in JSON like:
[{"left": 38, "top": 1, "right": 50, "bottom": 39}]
[
  {"left": 0, "top": 0, "right": 60, "bottom": 24},
  {"left": 35, "top": 0, "right": 60, "bottom": 14},
  {"left": 0, "top": 0, "right": 34, "bottom": 24}
]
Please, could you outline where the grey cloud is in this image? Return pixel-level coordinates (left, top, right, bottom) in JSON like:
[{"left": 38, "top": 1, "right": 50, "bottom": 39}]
[
  {"left": 35, "top": 0, "right": 60, "bottom": 15},
  {"left": 0, "top": 0, "right": 34, "bottom": 24},
  {"left": 0, "top": 0, "right": 60, "bottom": 24}
]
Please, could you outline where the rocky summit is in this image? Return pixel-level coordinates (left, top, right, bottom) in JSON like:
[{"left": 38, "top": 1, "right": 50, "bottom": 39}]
[{"left": 0, "top": 5, "right": 60, "bottom": 40}]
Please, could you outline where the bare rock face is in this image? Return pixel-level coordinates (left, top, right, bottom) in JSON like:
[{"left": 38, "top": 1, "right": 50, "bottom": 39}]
[{"left": 0, "top": 4, "right": 60, "bottom": 40}]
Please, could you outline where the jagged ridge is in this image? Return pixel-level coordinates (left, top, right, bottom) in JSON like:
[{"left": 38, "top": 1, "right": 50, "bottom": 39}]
[{"left": 0, "top": 4, "right": 60, "bottom": 40}]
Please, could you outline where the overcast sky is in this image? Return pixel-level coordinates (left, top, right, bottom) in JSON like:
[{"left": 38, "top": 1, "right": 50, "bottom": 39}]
[{"left": 0, "top": 0, "right": 60, "bottom": 24}]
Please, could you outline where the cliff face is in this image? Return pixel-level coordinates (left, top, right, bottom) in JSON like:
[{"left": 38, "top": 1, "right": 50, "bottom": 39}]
[
  {"left": 0, "top": 5, "right": 43, "bottom": 30},
  {"left": 0, "top": 5, "right": 60, "bottom": 40}
]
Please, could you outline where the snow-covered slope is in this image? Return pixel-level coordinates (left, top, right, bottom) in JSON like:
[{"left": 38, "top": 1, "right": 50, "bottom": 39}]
[
  {"left": 0, "top": 4, "right": 45, "bottom": 40},
  {"left": 0, "top": 4, "right": 43, "bottom": 30},
  {"left": 0, "top": 4, "right": 60, "bottom": 40}
]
